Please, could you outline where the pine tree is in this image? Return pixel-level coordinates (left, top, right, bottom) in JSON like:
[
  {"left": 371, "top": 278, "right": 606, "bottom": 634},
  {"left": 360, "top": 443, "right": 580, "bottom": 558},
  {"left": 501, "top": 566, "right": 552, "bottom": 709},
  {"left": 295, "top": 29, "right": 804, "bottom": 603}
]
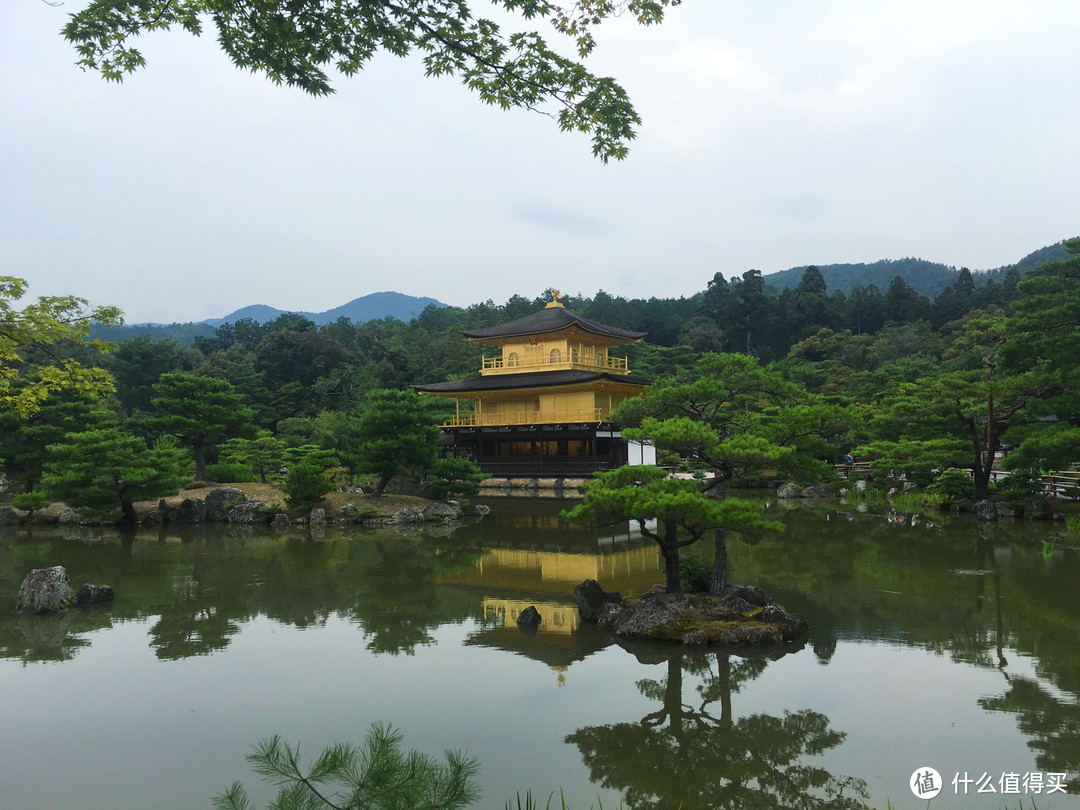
[
  {"left": 42, "top": 412, "right": 187, "bottom": 523},
  {"left": 150, "top": 372, "right": 256, "bottom": 481}
]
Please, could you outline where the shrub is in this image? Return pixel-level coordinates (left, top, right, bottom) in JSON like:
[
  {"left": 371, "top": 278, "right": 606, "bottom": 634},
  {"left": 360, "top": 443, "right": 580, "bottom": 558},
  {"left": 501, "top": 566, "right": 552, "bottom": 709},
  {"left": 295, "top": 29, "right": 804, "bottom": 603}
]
[
  {"left": 994, "top": 468, "right": 1045, "bottom": 501},
  {"left": 12, "top": 491, "right": 50, "bottom": 514},
  {"left": 427, "top": 457, "right": 486, "bottom": 501},
  {"left": 281, "top": 461, "right": 333, "bottom": 510},
  {"left": 678, "top": 553, "right": 713, "bottom": 594},
  {"left": 206, "top": 462, "right": 254, "bottom": 483},
  {"left": 926, "top": 468, "right": 974, "bottom": 505}
]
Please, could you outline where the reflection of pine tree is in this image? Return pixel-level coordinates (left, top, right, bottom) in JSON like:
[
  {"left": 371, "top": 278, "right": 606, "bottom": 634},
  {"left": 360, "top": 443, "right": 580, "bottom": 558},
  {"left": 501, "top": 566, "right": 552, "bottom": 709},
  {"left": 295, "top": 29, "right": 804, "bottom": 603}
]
[
  {"left": 981, "top": 678, "right": 1080, "bottom": 794},
  {"left": 567, "top": 649, "right": 869, "bottom": 809},
  {"left": 350, "top": 536, "right": 485, "bottom": 655}
]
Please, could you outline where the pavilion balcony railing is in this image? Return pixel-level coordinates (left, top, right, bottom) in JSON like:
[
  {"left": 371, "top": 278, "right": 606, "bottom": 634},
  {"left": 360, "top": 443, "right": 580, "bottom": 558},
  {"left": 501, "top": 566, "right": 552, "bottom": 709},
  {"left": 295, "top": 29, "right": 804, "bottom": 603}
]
[
  {"left": 441, "top": 408, "right": 607, "bottom": 428},
  {"left": 481, "top": 354, "right": 628, "bottom": 373}
]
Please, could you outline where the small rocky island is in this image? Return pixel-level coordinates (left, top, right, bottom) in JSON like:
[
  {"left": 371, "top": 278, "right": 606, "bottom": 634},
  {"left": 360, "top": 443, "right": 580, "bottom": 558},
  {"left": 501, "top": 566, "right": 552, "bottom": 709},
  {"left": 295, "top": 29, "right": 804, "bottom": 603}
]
[{"left": 574, "top": 579, "right": 808, "bottom": 646}]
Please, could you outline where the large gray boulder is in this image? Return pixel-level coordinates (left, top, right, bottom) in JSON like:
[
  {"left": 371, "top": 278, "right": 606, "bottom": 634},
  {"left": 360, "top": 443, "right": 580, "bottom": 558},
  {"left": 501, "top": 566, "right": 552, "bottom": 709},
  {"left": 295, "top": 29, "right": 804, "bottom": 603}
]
[
  {"left": 227, "top": 501, "right": 266, "bottom": 523},
  {"left": 800, "top": 485, "right": 833, "bottom": 499},
  {"left": 341, "top": 503, "right": 365, "bottom": 522},
  {"left": 205, "top": 487, "right": 246, "bottom": 521},
  {"left": 391, "top": 508, "right": 425, "bottom": 525},
  {"left": 17, "top": 566, "right": 73, "bottom": 614},
  {"left": 995, "top": 501, "right": 1021, "bottom": 518},
  {"left": 172, "top": 498, "right": 207, "bottom": 524},
  {"left": 574, "top": 579, "right": 623, "bottom": 622},
  {"left": 309, "top": 507, "right": 327, "bottom": 525},
  {"left": 423, "top": 501, "right": 464, "bottom": 522},
  {"left": 726, "top": 584, "right": 774, "bottom": 607},
  {"left": 777, "top": 483, "right": 801, "bottom": 499},
  {"left": 0, "top": 506, "right": 19, "bottom": 525},
  {"left": 721, "top": 595, "right": 752, "bottom": 612},
  {"left": 975, "top": 500, "right": 997, "bottom": 521},
  {"left": 1023, "top": 497, "right": 1054, "bottom": 520},
  {"left": 75, "top": 584, "right": 115, "bottom": 605},
  {"left": 598, "top": 587, "right": 688, "bottom": 638}
]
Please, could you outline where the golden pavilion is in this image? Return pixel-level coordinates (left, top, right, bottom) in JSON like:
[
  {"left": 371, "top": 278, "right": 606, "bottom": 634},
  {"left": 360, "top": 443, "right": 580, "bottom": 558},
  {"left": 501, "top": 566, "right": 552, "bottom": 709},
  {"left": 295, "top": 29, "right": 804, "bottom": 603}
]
[{"left": 415, "top": 293, "right": 652, "bottom": 476}]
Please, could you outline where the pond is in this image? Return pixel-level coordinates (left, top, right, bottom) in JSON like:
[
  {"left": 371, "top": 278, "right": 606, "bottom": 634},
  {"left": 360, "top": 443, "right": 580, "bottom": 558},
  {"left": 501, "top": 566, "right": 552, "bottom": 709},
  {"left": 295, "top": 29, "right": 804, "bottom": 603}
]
[{"left": 1, "top": 495, "right": 1078, "bottom": 809}]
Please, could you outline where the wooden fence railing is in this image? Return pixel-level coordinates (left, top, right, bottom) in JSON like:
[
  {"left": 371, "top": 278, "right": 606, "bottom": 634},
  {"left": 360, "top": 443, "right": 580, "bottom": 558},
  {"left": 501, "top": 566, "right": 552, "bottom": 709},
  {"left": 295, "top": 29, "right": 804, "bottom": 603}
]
[{"left": 835, "top": 463, "right": 1080, "bottom": 498}]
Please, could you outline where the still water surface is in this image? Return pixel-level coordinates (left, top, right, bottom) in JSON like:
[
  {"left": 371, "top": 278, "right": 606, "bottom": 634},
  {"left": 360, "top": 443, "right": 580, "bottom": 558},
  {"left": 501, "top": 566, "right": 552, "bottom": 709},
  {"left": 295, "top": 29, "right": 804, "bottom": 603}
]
[{"left": 1, "top": 496, "right": 1078, "bottom": 809}]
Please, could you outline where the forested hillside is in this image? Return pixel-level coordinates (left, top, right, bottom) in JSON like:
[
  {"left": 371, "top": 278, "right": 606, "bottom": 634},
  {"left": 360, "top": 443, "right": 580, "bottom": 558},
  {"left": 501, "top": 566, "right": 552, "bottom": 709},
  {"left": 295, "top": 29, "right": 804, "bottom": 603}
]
[
  {"left": 764, "top": 241, "right": 1072, "bottom": 297},
  {"left": 89, "top": 241, "right": 1072, "bottom": 348}
]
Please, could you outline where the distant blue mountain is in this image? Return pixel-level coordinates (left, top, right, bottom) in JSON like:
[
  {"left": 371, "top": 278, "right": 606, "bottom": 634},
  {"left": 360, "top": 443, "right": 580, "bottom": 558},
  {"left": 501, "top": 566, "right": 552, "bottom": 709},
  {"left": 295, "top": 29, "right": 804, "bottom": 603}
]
[
  {"left": 89, "top": 291, "right": 448, "bottom": 345},
  {"left": 203, "top": 291, "right": 446, "bottom": 327}
]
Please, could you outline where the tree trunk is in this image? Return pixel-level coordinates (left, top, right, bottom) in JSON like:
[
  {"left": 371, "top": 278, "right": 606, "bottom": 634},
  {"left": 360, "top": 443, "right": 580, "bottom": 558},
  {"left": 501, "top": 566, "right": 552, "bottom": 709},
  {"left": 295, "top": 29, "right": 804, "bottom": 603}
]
[
  {"left": 709, "top": 528, "right": 728, "bottom": 596},
  {"left": 119, "top": 492, "right": 137, "bottom": 524},
  {"left": 662, "top": 521, "right": 682, "bottom": 594},
  {"left": 193, "top": 442, "right": 207, "bottom": 482},
  {"left": 373, "top": 473, "right": 392, "bottom": 498},
  {"left": 708, "top": 478, "right": 729, "bottom": 596}
]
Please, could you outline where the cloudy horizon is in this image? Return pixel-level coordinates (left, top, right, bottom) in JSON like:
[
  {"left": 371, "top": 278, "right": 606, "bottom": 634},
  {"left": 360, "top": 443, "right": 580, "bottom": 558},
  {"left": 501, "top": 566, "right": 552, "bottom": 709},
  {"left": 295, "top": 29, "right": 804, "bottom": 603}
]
[{"left": 3, "top": 1, "right": 1077, "bottom": 323}]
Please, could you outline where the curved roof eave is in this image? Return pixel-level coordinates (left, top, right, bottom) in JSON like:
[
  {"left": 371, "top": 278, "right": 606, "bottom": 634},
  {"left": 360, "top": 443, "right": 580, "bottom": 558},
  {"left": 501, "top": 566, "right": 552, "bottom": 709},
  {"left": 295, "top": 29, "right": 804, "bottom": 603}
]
[{"left": 461, "top": 307, "right": 646, "bottom": 342}]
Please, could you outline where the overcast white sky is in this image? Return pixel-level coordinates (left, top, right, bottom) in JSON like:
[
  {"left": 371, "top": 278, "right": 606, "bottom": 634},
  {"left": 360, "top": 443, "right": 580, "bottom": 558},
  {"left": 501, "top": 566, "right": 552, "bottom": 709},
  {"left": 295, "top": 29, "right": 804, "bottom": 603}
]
[{"left": 3, "top": 1, "right": 1078, "bottom": 324}]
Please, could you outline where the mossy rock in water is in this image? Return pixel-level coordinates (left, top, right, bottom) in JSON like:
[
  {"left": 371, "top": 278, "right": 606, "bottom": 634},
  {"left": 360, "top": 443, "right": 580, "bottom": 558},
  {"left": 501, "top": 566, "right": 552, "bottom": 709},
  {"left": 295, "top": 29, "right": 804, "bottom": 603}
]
[{"left": 597, "top": 586, "right": 807, "bottom": 646}]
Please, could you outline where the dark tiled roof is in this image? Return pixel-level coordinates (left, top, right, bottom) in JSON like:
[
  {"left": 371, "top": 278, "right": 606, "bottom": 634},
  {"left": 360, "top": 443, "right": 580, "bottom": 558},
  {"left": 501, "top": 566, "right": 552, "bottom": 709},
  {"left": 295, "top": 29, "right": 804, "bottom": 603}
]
[
  {"left": 462, "top": 307, "right": 646, "bottom": 341},
  {"left": 415, "top": 370, "right": 651, "bottom": 394}
]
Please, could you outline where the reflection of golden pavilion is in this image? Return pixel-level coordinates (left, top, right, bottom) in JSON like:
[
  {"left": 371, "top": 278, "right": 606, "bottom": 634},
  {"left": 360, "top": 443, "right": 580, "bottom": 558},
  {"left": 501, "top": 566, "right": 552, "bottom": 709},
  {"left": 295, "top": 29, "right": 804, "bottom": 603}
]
[
  {"left": 444, "top": 545, "right": 664, "bottom": 680},
  {"left": 415, "top": 293, "right": 653, "bottom": 476},
  {"left": 482, "top": 598, "right": 580, "bottom": 636},
  {"left": 438, "top": 545, "right": 662, "bottom": 596}
]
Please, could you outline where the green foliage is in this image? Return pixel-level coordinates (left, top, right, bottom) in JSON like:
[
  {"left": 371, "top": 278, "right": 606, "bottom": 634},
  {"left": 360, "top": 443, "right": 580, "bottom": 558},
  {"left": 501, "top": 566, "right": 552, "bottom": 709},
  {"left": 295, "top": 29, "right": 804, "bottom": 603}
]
[
  {"left": 427, "top": 456, "right": 486, "bottom": 501},
  {"left": 150, "top": 371, "right": 256, "bottom": 480},
  {"left": 857, "top": 315, "right": 1052, "bottom": 499},
  {"left": 1001, "top": 239, "right": 1080, "bottom": 470},
  {"left": 284, "top": 444, "right": 340, "bottom": 470},
  {"left": 11, "top": 491, "right": 50, "bottom": 514},
  {"left": 220, "top": 432, "right": 286, "bottom": 484},
  {"left": 613, "top": 352, "right": 854, "bottom": 591},
  {"left": 0, "top": 276, "right": 122, "bottom": 416},
  {"left": 926, "top": 468, "right": 974, "bottom": 505},
  {"left": 993, "top": 468, "right": 1045, "bottom": 501},
  {"left": 280, "top": 447, "right": 339, "bottom": 509},
  {"left": 102, "top": 334, "right": 198, "bottom": 413},
  {"left": 565, "top": 465, "right": 780, "bottom": 593},
  {"left": 351, "top": 389, "right": 439, "bottom": 497},
  {"left": 258, "top": 502, "right": 287, "bottom": 519},
  {"left": 62, "top": 0, "right": 682, "bottom": 162},
  {"left": 676, "top": 553, "right": 714, "bottom": 595},
  {"left": 281, "top": 464, "right": 327, "bottom": 512},
  {"left": 41, "top": 416, "right": 188, "bottom": 522},
  {"left": 212, "top": 723, "right": 479, "bottom": 810},
  {"left": 0, "top": 388, "right": 117, "bottom": 490},
  {"left": 206, "top": 462, "right": 255, "bottom": 483}
]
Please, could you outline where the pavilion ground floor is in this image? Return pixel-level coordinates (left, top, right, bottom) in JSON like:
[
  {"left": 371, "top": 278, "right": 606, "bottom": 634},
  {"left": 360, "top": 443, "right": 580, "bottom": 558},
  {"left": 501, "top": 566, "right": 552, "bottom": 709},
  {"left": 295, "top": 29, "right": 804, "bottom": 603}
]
[{"left": 436, "top": 423, "right": 654, "bottom": 477}]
